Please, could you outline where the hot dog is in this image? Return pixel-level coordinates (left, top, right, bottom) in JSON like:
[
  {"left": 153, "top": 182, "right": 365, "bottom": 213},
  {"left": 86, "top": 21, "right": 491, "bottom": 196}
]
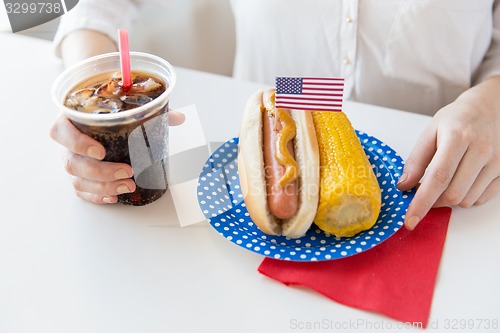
[
  {"left": 238, "top": 89, "right": 320, "bottom": 238},
  {"left": 238, "top": 89, "right": 381, "bottom": 239}
]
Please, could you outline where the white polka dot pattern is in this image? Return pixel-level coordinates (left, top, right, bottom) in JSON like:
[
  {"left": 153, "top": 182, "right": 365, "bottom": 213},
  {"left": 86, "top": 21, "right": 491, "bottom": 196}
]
[{"left": 197, "top": 132, "right": 415, "bottom": 261}]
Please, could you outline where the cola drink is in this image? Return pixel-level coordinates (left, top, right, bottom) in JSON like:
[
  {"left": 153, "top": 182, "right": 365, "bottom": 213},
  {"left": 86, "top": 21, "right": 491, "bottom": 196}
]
[
  {"left": 65, "top": 71, "right": 165, "bottom": 114},
  {"left": 53, "top": 52, "right": 176, "bottom": 206}
]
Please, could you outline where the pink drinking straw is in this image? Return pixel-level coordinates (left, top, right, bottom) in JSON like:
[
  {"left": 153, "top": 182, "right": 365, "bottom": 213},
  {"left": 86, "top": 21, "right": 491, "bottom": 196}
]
[{"left": 118, "top": 29, "right": 132, "bottom": 90}]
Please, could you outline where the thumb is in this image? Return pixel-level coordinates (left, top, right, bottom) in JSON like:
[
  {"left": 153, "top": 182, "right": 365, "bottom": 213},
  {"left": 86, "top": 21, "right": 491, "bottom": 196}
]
[
  {"left": 397, "top": 124, "right": 437, "bottom": 191},
  {"left": 168, "top": 110, "right": 186, "bottom": 126}
]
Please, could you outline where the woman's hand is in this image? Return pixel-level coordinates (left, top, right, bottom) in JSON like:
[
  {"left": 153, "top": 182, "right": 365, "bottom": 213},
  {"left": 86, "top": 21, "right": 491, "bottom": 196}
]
[
  {"left": 397, "top": 76, "right": 500, "bottom": 230},
  {"left": 50, "top": 111, "right": 186, "bottom": 204}
]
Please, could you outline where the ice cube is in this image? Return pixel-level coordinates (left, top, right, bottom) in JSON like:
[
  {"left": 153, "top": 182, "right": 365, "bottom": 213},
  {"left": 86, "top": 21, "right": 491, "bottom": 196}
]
[
  {"left": 65, "top": 88, "right": 95, "bottom": 108},
  {"left": 82, "top": 96, "right": 123, "bottom": 113},
  {"left": 111, "top": 71, "right": 122, "bottom": 81},
  {"left": 96, "top": 80, "right": 122, "bottom": 97},
  {"left": 131, "top": 78, "right": 162, "bottom": 93},
  {"left": 132, "top": 74, "right": 149, "bottom": 84},
  {"left": 120, "top": 95, "right": 153, "bottom": 106}
]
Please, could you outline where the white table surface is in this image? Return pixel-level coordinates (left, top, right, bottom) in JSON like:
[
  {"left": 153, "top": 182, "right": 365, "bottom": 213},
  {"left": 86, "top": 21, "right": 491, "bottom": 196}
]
[{"left": 0, "top": 33, "right": 499, "bottom": 333}]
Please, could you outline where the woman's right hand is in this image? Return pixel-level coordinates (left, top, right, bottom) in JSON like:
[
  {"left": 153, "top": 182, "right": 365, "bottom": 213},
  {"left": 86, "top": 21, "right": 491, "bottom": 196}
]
[
  {"left": 50, "top": 111, "right": 185, "bottom": 204},
  {"left": 50, "top": 115, "right": 136, "bottom": 204}
]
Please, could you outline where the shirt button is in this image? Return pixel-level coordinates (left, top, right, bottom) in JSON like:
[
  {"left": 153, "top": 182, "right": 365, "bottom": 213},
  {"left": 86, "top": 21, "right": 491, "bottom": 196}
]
[
  {"left": 343, "top": 57, "right": 351, "bottom": 65},
  {"left": 346, "top": 16, "right": 353, "bottom": 23}
]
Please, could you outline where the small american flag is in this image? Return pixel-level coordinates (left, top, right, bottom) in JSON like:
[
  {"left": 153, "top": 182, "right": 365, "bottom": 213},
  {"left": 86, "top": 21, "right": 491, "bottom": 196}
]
[{"left": 275, "top": 77, "right": 344, "bottom": 112}]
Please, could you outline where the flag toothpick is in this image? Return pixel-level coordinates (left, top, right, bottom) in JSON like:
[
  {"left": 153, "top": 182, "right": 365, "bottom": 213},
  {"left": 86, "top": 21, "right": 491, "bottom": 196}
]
[{"left": 275, "top": 77, "right": 345, "bottom": 112}]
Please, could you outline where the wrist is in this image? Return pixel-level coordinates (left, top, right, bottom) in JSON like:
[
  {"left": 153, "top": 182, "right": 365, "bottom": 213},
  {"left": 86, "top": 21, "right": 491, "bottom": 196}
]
[{"left": 456, "top": 75, "right": 500, "bottom": 115}]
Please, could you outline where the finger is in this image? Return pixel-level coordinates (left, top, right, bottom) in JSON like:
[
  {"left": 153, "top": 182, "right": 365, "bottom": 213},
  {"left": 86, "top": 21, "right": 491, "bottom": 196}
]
[
  {"left": 475, "top": 176, "right": 500, "bottom": 205},
  {"left": 433, "top": 145, "right": 485, "bottom": 207},
  {"left": 50, "top": 115, "right": 106, "bottom": 160},
  {"left": 75, "top": 191, "right": 119, "bottom": 205},
  {"left": 71, "top": 176, "right": 136, "bottom": 196},
  {"left": 404, "top": 137, "right": 467, "bottom": 230},
  {"left": 62, "top": 151, "right": 133, "bottom": 182},
  {"left": 461, "top": 164, "right": 500, "bottom": 207},
  {"left": 397, "top": 124, "right": 437, "bottom": 191},
  {"left": 168, "top": 110, "right": 185, "bottom": 126}
]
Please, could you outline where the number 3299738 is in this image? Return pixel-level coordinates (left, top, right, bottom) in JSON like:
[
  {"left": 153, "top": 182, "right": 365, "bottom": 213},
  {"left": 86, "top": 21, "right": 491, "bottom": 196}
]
[{"left": 5, "top": 2, "right": 63, "bottom": 14}]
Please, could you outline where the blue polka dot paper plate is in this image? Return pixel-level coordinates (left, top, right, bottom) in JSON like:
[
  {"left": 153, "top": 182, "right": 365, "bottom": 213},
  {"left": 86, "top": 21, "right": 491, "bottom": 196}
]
[{"left": 197, "top": 132, "right": 415, "bottom": 261}]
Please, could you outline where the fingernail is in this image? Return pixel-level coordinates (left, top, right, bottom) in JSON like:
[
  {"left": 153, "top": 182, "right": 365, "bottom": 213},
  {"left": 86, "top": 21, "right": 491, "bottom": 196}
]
[
  {"left": 405, "top": 216, "right": 421, "bottom": 231},
  {"left": 117, "top": 184, "right": 132, "bottom": 194},
  {"left": 114, "top": 169, "right": 130, "bottom": 180},
  {"left": 397, "top": 172, "right": 408, "bottom": 185},
  {"left": 87, "top": 146, "right": 104, "bottom": 160},
  {"left": 103, "top": 196, "right": 113, "bottom": 204}
]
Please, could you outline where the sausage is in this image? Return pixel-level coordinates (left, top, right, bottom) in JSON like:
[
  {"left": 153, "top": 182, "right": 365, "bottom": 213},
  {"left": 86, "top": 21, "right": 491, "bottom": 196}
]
[{"left": 262, "top": 98, "right": 299, "bottom": 220}]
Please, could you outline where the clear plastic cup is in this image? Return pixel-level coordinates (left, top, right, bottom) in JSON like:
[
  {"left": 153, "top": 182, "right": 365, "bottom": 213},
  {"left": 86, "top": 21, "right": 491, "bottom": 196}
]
[{"left": 52, "top": 52, "right": 176, "bottom": 205}]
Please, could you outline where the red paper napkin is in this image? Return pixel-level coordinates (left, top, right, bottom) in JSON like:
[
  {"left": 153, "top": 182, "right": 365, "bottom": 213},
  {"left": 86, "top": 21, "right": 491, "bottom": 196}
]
[{"left": 258, "top": 207, "right": 452, "bottom": 328}]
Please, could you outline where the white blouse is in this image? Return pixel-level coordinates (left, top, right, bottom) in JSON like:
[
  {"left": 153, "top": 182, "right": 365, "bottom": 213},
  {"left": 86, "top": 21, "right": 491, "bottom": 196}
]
[{"left": 54, "top": 0, "right": 500, "bottom": 115}]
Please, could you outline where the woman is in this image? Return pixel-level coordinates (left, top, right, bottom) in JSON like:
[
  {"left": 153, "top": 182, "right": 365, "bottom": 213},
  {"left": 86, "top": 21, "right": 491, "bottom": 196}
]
[{"left": 50, "top": 0, "right": 500, "bottom": 231}]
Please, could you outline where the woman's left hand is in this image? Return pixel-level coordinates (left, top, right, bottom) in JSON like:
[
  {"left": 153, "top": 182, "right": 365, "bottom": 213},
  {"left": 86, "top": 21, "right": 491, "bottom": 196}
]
[{"left": 397, "top": 76, "right": 500, "bottom": 230}]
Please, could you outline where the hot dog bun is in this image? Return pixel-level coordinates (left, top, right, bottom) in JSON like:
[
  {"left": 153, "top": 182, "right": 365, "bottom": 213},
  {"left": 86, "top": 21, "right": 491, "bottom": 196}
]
[{"left": 238, "top": 90, "right": 320, "bottom": 238}]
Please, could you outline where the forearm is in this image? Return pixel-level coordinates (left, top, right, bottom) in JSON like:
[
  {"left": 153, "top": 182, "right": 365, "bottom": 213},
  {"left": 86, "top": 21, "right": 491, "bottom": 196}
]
[{"left": 60, "top": 29, "right": 117, "bottom": 68}]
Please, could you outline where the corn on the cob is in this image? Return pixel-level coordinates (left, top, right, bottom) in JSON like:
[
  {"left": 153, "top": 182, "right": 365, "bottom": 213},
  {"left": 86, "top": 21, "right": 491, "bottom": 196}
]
[{"left": 312, "top": 111, "right": 381, "bottom": 237}]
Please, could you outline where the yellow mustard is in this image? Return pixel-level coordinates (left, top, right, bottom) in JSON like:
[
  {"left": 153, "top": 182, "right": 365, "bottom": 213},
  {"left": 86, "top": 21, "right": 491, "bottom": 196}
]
[{"left": 275, "top": 108, "right": 299, "bottom": 188}]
